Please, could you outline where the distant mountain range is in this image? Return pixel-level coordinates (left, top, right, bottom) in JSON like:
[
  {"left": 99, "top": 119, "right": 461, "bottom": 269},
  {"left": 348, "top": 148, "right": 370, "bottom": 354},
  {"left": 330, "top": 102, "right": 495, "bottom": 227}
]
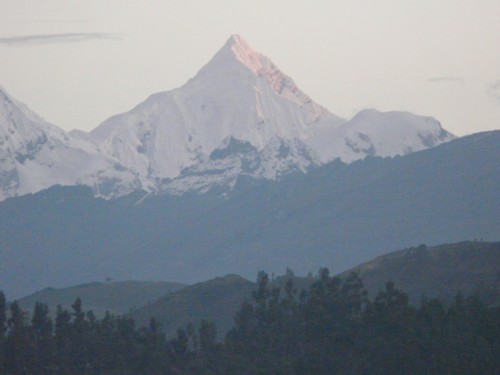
[
  {"left": 1, "top": 129, "right": 499, "bottom": 298},
  {"left": 0, "top": 35, "right": 453, "bottom": 201}
]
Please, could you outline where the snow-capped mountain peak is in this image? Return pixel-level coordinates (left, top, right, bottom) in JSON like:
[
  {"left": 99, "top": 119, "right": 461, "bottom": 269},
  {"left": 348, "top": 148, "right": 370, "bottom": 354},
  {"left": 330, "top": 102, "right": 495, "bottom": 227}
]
[
  {"left": 0, "top": 36, "right": 456, "bottom": 200},
  {"left": 88, "top": 36, "right": 455, "bottom": 194},
  {"left": 89, "top": 36, "right": 345, "bottom": 185}
]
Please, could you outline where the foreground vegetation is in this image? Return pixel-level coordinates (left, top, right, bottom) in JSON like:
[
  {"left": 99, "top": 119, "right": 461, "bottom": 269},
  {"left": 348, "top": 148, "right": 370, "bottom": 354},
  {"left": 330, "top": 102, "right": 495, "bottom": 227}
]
[{"left": 1, "top": 270, "right": 499, "bottom": 374}]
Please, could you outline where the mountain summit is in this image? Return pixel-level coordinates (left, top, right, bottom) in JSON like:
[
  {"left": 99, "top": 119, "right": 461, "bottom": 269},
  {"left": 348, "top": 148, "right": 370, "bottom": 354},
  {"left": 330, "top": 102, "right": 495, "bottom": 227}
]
[
  {"left": 197, "top": 34, "right": 332, "bottom": 115},
  {"left": 0, "top": 36, "right": 455, "bottom": 200},
  {"left": 89, "top": 35, "right": 343, "bottom": 192},
  {"left": 89, "top": 35, "right": 455, "bottom": 194}
]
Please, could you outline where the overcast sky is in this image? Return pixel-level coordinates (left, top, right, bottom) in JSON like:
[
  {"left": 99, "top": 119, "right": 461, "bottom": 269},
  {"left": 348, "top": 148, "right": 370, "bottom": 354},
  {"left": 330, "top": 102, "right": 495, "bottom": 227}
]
[{"left": 1, "top": 0, "right": 499, "bottom": 136}]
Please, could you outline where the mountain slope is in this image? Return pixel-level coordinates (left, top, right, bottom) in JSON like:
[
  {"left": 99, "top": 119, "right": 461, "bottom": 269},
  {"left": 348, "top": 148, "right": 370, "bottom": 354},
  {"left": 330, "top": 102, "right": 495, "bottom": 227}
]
[
  {"left": 340, "top": 241, "right": 500, "bottom": 304},
  {"left": 309, "top": 108, "right": 454, "bottom": 163},
  {"left": 129, "top": 275, "right": 255, "bottom": 339},
  {"left": 0, "top": 86, "right": 143, "bottom": 200},
  {"left": 0, "top": 130, "right": 497, "bottom": 298},
  {"left": 16, "top": 280, "right": 186, "bottom": 318}
]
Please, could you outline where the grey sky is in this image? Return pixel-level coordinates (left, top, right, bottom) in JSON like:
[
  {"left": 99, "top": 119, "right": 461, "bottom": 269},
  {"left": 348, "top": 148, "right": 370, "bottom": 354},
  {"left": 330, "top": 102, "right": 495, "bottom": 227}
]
[{"left": 1, "top": 0, "right": 499, "bottom": 136}]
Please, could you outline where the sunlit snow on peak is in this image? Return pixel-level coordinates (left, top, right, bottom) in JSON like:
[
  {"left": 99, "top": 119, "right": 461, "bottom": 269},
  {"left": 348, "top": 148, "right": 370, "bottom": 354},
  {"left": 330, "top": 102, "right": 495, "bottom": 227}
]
[{"left": 227, "top": 34, "right": 263, "bottom": 75}]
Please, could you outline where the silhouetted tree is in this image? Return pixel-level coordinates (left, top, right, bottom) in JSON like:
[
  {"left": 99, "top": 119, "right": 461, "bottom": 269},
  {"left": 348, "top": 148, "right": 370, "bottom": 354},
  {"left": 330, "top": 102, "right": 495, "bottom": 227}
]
[
  {"left": 1, "top": 269, "right": 499, "bottom": 374},
  {"left": 0, "top": 291, "right": 6, "bottom": 373},
  {"left": 5, "top": 301, "right": 31, "bottom": 374},
  {"left": 31, "top": 302, "right": 54, "bottom": 374}
]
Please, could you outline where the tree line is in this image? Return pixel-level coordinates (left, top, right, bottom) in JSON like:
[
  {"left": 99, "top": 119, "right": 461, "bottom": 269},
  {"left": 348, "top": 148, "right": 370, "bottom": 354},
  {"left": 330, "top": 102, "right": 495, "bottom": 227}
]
[{"left": 1, "top": 270, "right": 499, "bottom": 374}]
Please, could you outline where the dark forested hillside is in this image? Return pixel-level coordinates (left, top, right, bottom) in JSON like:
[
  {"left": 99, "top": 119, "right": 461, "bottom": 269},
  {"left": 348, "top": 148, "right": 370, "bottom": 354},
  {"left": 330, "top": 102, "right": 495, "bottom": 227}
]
[
  {"left": 128, "top": 272, "right": 315, "bottom": 338},
  {"left": 1, "top": 130, "right": 499, "bottom": 298},
  {"left": 128, "top": 241, "right": 500, "bottom": 339}
]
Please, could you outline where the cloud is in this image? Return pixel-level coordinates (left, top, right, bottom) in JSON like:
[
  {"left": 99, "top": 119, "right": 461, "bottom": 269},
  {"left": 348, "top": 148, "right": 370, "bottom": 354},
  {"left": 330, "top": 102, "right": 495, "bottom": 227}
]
[
  {"left": 426, "top": 76, "right": 464, "bottom": 84},
  {"left": 0, "top": 33, "right": 120, "bottom": 46},
  {"left": 486, "top": 80, "right": 500, "bottom": 102},
  {"left": 25, "top": 19, "right": 92, "bottom": 24}
]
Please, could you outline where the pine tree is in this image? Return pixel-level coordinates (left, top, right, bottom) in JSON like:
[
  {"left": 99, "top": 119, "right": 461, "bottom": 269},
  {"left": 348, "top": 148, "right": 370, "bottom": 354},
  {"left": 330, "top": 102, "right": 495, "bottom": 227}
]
[
  {"left": 54, "top": 304, "right": 72, "bottom": 373},
  {"left": 0, "top": 291, "right": 6, "bottom": 373},
  {"left": 5, "top": 301, "right": 31, "bottom": 374},
  {"left": 31, "top": 302, "right": 54, "bottom": 374}
]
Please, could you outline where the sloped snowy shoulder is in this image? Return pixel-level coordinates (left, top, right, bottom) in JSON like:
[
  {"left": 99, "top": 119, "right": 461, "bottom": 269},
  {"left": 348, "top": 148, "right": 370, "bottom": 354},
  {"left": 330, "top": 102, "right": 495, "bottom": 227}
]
[
  {"left": 0, "top": 86, "right": 145, "bottom": 200},
  {"left": 307, "top": 109, "right": 456, "bottom": 164}
]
